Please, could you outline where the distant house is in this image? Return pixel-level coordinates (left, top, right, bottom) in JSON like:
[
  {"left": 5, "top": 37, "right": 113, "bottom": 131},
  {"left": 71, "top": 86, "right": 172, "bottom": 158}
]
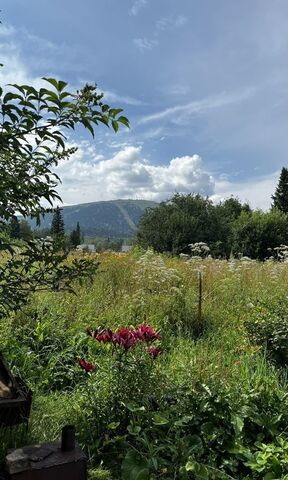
[
  {"left": 76, "top": 244, "right": 96, "bottom": 253},
  {"left": 121, "top": 245, "right": 132, "bottom": 253}
]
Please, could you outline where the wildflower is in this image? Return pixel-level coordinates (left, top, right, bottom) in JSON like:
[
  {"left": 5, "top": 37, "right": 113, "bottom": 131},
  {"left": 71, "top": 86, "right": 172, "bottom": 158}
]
[
  {"left": 96, "top": 329, "right": 113, "bottom": 343},
  {"left": 113, "top": 327, "right": 138, "bottom": 351},
  {"left": 136, "top": 324, "right": 160, "bottom": 342},
  {"left": 87, "top": 328, "right": 113, "bottom": 343},
  {"left": 147, "top": 346, "right": 161, "bottom": 358},
  {"left": 78, "top": 358, "right": 96, "bottom": 373}
]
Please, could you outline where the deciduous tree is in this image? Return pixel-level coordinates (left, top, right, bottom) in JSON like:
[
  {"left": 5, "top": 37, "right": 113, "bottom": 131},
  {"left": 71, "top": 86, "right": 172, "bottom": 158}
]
[{"left": 0, "top": 77, "right": 128, "bottom": 317}]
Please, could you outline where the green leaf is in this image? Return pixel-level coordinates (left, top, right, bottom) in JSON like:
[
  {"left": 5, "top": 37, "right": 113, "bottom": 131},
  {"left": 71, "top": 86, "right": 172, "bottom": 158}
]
[
  {"left": 231, "top": 415, "right": 244, "bottom": 436},
  {"left": 81, "top": 118, "right": 94, "bottom": 137},
  {"left": 118, "top": 116, "right": 130, "bottom": 128},
  {"left": 127, "top": 425, "right": 141, "bottom": 435},
  {"left": 107, "top": 422, "right": 120, "bottom": 430},
  {"left": 152, "top": 414, "right": 169, "bottom": 425},
  {"left": 58, "top": 80, "right": 68, "bottom": 92},
  {"left": 43, "top": 77, "right": 60, "bottom": 90},
  {"left": 121, "top": 451, "right": 150, "bottom": 480},
  {"left": 112, "top": 119, "right": 119, "bottom": 132},
  {"left": 124, "top": 402, "right": 146, "bottom": 413}
]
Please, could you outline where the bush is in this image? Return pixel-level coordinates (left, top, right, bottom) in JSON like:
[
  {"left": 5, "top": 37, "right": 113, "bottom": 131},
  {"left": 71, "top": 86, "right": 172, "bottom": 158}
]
[
  {"left": 245, "top": 437, "right": 288, "bottom": 479},
  {"left": 244, "top": 296, "right": 288, "bottom": 365}
]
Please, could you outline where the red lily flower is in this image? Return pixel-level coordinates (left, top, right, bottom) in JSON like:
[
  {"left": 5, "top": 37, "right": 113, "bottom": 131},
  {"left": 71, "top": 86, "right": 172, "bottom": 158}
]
[
  {"left": 147, "top": 346, "right": 161, "bottom": 358},
  {"left": 78, "top": 358, "right": 96, "bottom": 373},
  {"left": 113, "top": 327, "right": 138, "bottom": 351},
  {"left": 87, "top": 328, "right": 114, "bottom": 343},
  {"left": 95, "top": 329, "right": 113, "bottom": 343},
  {"left": 136, "top": 325, "right": 160, "bottom": 342}
]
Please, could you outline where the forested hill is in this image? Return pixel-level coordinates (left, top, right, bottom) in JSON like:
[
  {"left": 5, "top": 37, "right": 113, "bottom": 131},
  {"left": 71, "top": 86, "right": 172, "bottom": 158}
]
[{"left": 29, "top": 199, "right": 158, "bottom": 237}]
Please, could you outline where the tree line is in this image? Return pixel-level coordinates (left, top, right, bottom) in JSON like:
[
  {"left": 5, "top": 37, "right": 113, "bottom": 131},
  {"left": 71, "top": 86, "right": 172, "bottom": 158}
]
[
  {"left": 6, "top": 207, "right": 82, "bottom": 249},
  {"left": 137, "top": 167, "right": 288, "bottom": 260}
]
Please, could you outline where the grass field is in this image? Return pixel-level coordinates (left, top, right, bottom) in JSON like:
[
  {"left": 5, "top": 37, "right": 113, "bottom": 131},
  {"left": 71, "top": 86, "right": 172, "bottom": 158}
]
[{"left": 1, "top": 249, "right": 288, "bottom": 479}]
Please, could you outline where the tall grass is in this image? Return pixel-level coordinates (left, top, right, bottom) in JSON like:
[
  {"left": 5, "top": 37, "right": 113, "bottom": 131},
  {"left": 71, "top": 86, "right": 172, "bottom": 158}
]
[{"left": 1, "top": 251, "right": 288, "bottom": 477}]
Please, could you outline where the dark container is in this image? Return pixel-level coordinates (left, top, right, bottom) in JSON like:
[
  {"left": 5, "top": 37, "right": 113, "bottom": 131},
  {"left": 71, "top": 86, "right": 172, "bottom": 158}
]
[
  {"left": 61, "top": 425, "right": 75, "bottom": 452},
  {"left": 0, "top": 354, "right": 32, "bottom": 427},
  {"left": 6, "top": 440, "right": 87, "bottom": 480}
]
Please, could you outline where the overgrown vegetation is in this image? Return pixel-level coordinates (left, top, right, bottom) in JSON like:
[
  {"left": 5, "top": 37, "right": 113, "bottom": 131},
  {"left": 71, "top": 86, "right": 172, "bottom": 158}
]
[
  {"left": 1, "top": 251, "right": 288, "bottom": 479},
  {"left": 137, "top": 193, "right": 288, "bottom": 260}
]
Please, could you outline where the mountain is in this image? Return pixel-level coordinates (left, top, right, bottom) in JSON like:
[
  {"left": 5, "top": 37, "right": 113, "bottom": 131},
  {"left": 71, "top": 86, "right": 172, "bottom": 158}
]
[{"left": 29, "top": 199, "right": 158, "bottom": 238}]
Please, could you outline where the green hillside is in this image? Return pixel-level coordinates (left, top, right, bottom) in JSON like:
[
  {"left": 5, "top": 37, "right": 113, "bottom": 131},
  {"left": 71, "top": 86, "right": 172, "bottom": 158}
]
[{"left": 29, "top": 199, "right": 157, "bottom": 237}]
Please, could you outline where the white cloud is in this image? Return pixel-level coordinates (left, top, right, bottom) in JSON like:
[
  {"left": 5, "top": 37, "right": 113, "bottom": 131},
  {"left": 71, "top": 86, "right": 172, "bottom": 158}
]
[
  {"left": 0, "top": 44, "right": 44, "bottom": 88},
  {"left": 133, "top": 37, "right": 158, "bottom": 52},
  {"left": 54, "top": 145, "right": 215, "bottom": 204},
  {"left": 129, "top": 0, "right": 147, "bottom": 17},
  {"left": 139, "top": 88, "right": 254, "bottom": 125},
  {"left": 0, "top": 24, "right": 16, "bottom": 36},
  {"left": 102, "top": 89, "right": 144, "bottom": 106},
  {"left": 213, "top": 172, "right": 279, "bottom": 211},
  {"left": 54, "top": 141, "right": 279, "bottom": 210},
  {"left": 156, "top": 15, "right": 188, "bottom": 32}
]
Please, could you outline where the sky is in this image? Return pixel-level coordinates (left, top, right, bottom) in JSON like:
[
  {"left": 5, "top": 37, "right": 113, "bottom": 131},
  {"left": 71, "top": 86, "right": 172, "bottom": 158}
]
[{"left": 1, "top": 0, "right": 288, "bottom": 209}]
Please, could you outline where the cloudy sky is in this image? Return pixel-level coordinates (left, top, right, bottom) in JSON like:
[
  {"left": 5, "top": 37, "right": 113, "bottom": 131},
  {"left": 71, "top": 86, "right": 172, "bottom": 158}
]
[{"left": 1, "top": 0, "right": 288, "bottom": 209}]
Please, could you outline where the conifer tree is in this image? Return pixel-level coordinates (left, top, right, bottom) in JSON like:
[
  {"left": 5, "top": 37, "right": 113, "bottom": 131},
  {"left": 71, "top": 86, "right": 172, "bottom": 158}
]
[
  {"left": 272, "top": 167, "right": 288, "bottom": 213},
  {"left": 9, "top": 216, "right": 20, "bottom": 239},
  {"left": 50, "top": 207, "right": 65, "bottom": 239},
  {"left": 70, "top": 222, "right": 81, "bottom": 248}
]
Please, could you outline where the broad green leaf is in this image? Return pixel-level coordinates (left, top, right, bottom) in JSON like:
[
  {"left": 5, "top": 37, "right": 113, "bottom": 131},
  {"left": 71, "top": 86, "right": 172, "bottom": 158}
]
[
  {"left": 112, "top": 119, "right": 119, "bottom": 132},
  {"left": 43, "top": 77, "right": 60, "bottom": 90},
  {"left": 152, "top": 414, "right": 169, "bottom": 425},
  {"left": 121, "top": 451, "right": 150, "bottom": 480},
  {"left": 124, "top": 402, "right": 145, "bottom": 413}
]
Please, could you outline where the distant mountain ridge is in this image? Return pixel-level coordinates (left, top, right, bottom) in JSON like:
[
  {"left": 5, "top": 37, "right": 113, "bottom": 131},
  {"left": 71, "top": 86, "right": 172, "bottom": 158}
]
[{"left": 29, "top": 199, "right": 158, "bottom": 238}]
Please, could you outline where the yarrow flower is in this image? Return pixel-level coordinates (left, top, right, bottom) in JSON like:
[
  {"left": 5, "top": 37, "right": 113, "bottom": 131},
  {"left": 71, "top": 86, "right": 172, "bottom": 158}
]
[
  {"left": 78, "top": 358, "right": 96, "bottom": 373},
  {"left": 136, "top": 324, "right": 160, "bottom": 342},
  {"left": 147, "top": 346, "right": 161, "bottom": 358}
]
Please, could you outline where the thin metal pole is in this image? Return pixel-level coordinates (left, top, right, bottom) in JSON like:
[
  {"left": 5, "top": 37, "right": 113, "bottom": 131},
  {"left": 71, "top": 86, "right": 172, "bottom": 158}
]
[{"left": 198, "top": 270, "right": 202, "bottom": 324}]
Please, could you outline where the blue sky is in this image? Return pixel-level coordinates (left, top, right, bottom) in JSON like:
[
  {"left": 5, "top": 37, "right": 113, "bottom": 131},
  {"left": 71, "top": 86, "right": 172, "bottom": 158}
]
[{"left": 1, "top": 0, "right": 288, "bottom": 209}]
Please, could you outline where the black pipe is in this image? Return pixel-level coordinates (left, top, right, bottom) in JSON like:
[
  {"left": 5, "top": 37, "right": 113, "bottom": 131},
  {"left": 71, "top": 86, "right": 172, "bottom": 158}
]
[{"left": 61, "top": 425, "right": 75, "bottom": 452}]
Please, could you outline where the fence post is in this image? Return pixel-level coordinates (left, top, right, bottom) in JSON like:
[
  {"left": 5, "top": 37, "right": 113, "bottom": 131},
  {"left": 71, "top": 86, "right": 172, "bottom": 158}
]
[{"left": 198, "top": 270, "right": 202, "bottom": 324}]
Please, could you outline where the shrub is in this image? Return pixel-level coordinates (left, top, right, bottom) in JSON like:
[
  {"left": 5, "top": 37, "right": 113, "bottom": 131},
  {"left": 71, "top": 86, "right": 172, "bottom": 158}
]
[
  {"left": 244, "top": 296, "right": 288, "bottom": 365},
  {"left": 244, "top": 437, "right": 288, "bottom": 479}
]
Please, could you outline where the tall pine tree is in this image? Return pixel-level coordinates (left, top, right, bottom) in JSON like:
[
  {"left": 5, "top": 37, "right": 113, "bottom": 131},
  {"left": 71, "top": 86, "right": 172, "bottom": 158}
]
[
  {"left": 50, "top": 207, "right": 65, "bottom": 240},
  {"left": 272, "top": 167, "right": 288, "bottom": 213},
  {"left": 70, "top": 222, "right": 81, "bottom": 248},
  {"left": 9, "top": 216, "right": 20, "bottom": 239}
]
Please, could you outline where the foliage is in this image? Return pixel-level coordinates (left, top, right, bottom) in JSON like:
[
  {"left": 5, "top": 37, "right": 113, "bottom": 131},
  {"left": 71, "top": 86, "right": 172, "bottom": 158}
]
[
  {"left": 137, "top": 194, "right": 253, "bottom": 257},
  {"left": 232, "top": 210, "right": 288, "bottom": 260},
  {"left": 0, "top": 241, "right": 99, "bottom": 319},
  {"left": 2, "top": 253, "right": 288, "bottom": 478},
  {"left": 137, "top": 194, "right": 225, "bottom": 255},
  {"left": 70, "top": 222, "right": 81, "bottom": 248},
  {"left": 50, "top": 206, "right": 65, "bottom": 241},
  {"left": 272, "top": 167, "right": 288, "bottom": 213},
  {"left": 9, "top": 216, "right": 20, "bottom": 239},
  {"left": 136, "top": 193, "right": 288, "bottom": 260},
  {"left": 245, "top": 437, "right": 288, "bottom": 479},
  {"left": 244, "top": 296, "right": 288, "bottom": 365},
  {"left": 0, "top": 77, "right": 128, "bottom": 315}
]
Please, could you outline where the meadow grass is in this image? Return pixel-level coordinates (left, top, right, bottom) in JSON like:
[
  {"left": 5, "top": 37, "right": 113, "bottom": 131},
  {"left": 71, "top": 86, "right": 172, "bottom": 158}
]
[{"left": 1, "top": 251, "right": 288, "bottom": 478}]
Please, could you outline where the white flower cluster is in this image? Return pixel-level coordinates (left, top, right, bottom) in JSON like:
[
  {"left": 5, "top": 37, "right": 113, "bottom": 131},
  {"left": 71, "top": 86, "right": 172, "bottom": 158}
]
[
  {"left": 188, "top": 242, "right": 210, "bottom": 258},
  {"left": 268, "top": 245, "right": 288, "bottom": 262},
  {"left": 133, "top": 248, "right": 182, "bottom": 295}
]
